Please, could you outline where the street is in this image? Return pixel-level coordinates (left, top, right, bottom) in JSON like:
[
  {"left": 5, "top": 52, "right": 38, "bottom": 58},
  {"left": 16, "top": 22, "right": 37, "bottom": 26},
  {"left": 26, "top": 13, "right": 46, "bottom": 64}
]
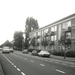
[{"left": 0, "top": 51, "right": 75, "bottom": 75}]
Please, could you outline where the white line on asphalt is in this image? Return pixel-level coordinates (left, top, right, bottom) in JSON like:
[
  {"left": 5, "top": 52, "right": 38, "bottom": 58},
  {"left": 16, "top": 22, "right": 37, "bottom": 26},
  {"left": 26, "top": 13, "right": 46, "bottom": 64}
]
[
  {"left": 71, "top": 65, "right": 75, "bottom": 67},
  {"left": 40, "top": 64, "right": 45, "bottom": 66},
  {"left": 31, "top": 60, "right": 34, "bottom": 62},
  {"left": 62, "top": 63, "right": 67, "bottom": 65},
  {"left": 56, "top": 69, "right": 65, "bottom": 74},
  {"left": 24, "top": 58, "right": 27, "bottom": 60},
  {"left": 14, "top": 65, "right": 17, "bottom": 68},
  {"left": 21, "top": 72, "right": 25, "bottom": 75},
  {"left": 17, "top": 68, "right": 20, "bottom": 71},
  {"left": 11, "top": 63, "right": 14, "bottom": 65},
  {"left": 55, "top": 62, "right": 59, "bottom": 64}
]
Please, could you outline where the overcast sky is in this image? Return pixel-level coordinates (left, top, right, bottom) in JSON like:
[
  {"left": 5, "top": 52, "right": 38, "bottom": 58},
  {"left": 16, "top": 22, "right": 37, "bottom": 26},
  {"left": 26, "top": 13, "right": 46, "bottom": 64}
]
[{"left": 0, "top": 0, "right": 75, "bottom": 45}]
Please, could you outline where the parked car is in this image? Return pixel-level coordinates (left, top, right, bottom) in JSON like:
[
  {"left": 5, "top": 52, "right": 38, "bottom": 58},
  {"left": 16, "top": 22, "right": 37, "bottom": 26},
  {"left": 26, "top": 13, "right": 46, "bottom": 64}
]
[
  {"left": 38, "top": 50, "right": 50, "bottom": 57},
  {"left": 2, "top": 46, "right": 10, "bottom": 54},
  {"left": 10, "top": 48, "right": 14, "bottom": 53},
  {"left": 22, "top": 49, "right": 28, "bottom": 54},
  {"left": 31, "top": 50, "right": 38, "bottom": 56}
]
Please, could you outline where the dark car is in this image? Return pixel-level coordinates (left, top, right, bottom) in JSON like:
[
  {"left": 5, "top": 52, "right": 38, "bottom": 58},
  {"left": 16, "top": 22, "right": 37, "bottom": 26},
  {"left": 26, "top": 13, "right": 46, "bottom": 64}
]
[
  {"left": 31, "top": 50, "right": 38, "bottom": 56},
  {"left": 22, "top": 49, "right": 28, "bottom": 54}
]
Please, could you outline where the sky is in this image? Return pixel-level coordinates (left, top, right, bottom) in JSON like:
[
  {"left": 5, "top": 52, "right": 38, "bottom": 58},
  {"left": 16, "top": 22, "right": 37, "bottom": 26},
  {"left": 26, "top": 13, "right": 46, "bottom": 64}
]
[{"left": 0, "top": 0, "right": 75, "bottom": 45}]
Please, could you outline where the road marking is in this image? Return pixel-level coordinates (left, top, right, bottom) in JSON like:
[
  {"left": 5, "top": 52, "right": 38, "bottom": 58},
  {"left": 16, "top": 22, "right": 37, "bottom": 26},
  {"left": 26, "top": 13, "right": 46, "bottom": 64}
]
[
  {"left": 40, "top": 64, "right": 45, "bottom": 66},
  {"left": 24, "top": 58, "right": 27, "bottom": 60},
  {"left": 14, "top": 65, "right": 17, "bottom": 68},
  {"left": 31, "top": 60, "right": 34, "bottom": 62},
  {"left": 12, "top": 63, "right": 14, "bottom": 65},
  {"left": 55, "top": 62, "right": 59, "bottom": 64},
  {"left": 56, "top": 69, "right": 65, "bottom": 74},
  {"left": 71, "top": 65, "right": 75, "bottom": 67},
  {"left": 62, "top": 63, "right": 67, "bottom": 65},
  {"left": 17, "top": 68, "right": 20, "bottom": 71},
  {"left": 21, "top": 72, "right": 25, "bottom": 75}
]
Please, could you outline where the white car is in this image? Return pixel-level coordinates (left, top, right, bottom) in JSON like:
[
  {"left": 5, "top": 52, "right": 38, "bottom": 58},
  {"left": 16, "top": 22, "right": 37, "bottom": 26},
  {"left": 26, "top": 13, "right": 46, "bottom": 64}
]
[
  {"left": 38, "top": 50, "right": 50, "bottom": 57},
  {"left": 2, "top": 46, "right": 10, "bottom": 54}
]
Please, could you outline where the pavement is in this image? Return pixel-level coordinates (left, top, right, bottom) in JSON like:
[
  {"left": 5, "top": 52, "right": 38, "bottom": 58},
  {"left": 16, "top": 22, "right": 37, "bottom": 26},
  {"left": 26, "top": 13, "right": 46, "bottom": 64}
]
[
  {"left": 50, "top": 54, "right": 75, "bottom": 63},
  {"left": 0, "top": 53, "right": 75, "bottom": 75}
]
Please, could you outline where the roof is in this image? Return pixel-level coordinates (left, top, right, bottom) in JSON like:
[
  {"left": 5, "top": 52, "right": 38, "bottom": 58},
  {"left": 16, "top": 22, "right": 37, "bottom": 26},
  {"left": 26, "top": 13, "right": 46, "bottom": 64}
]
[{"left": 30, "top": 13, "right": 75, "bottom": 34}]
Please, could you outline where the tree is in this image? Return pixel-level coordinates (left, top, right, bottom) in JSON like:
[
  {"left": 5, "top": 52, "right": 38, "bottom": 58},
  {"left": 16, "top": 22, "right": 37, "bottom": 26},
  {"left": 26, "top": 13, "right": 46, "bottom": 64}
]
[
  {"left": 13, "top": 31, "right": 24, "bottom": 50},
  {"left": 41, "top": 37, "right": 48, "bottom": 50},
  {"left": 25, "top": 17, "right": 39, "bottom": 49}
]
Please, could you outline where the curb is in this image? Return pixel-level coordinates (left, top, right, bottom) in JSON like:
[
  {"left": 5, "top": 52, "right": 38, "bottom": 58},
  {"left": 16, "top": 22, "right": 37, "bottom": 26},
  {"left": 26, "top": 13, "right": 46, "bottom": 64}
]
[{"left": 0, "top": 63, "right": 4, "bottom": 75}]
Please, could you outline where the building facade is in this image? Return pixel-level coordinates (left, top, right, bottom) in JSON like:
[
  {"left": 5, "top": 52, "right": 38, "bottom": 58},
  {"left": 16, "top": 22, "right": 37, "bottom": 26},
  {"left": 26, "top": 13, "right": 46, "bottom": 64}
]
[{"left": 29, "top": 14, "right": 75, "bottom": 53}]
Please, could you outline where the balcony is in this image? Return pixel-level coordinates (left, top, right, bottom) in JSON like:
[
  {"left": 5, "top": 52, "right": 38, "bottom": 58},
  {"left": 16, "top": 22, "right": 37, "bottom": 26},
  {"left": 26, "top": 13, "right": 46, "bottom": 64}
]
[
  {"left": 44, "top": 33, "right": 49, "bottom": 37},
  {"left": 65, "top": 27, "right": 71, "bottom": 33},
  {"left": 65, "top": 39, "right": 71, "bottom": 44},
  {"left": 50, "top": 32, "right": 55, "bottom": 36},
  {"left": 37, "top": 35, "right": 40, "bottom": 39},
  {"left": 50, "top": 41, "right": 54, "bottom": 45}
]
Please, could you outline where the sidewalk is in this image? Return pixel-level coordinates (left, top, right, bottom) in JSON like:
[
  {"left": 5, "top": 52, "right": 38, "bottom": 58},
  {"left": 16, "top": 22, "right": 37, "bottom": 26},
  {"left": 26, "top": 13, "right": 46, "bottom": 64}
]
[
  {"left": 0, "top": 62, "right": 4, "bottom": 75},
  {"left": 50, "top": 54, "right": 75, "bottom": 63}
]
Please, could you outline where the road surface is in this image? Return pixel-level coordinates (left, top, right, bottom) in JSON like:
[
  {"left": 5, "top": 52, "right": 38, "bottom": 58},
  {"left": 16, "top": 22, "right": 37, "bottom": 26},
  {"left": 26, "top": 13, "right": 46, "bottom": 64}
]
[{"left": 0, "top": 51, "right": 75, "bottom": 75}]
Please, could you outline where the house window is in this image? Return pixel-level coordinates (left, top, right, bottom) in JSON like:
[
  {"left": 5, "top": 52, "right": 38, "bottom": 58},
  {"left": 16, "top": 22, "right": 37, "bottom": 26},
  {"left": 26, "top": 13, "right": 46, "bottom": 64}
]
[
  {"left": 51, "top": 27, "right": 54, "bottom": 32},
  {"left": 58, "top": 24, "right": 61, "bottom": 40},
  {"left": 51, "top": 36, "right": 54, "bottom": 41},
  {"left": 62, "top": 21, "right": 71, "bottom": 30},
  {"left": 66, "top": 32, "right": 71, "bottom": 39},
  {"left": 55, "top": 26, "right": 57, "bottom": 31}
]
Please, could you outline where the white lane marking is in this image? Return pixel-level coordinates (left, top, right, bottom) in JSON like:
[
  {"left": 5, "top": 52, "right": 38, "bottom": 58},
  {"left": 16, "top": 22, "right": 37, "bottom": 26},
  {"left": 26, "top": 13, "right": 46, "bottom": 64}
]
[
  {"left": 11, "top": 63, "right": 14, "bottom": 65},
  {"left": 56, "top": 69, "right": 65, "bottom": 74},
  {"left": 24, "top": 58, "right": 27, "bottom": 60},
  {"left": 40, "top": 64, "right": 45, "bottom": 66},
  {"left": 62, "top": 63, "right": 67, "bottom": 65},
  {"left": 14, "top": 65, "right": 17, "bottom": 68},
  {"left": 21, "top": 72, "right": 25, "bottom": 75},
  {"left": 55, "top": 62, "right": 59, "bottom": 64},
  {"left": 71, "top": 65, "right": 75, "bottom": 67},
  {"left": 31, "top": 60, "right": 34, "bottom": 62},
  {"left": 17, "top": 68, "right": 20, "bottom": 71}
]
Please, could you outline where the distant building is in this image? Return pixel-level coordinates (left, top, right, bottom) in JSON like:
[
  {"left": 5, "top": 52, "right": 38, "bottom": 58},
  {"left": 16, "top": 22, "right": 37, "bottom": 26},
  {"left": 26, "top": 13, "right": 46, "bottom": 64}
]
[{"left": 29, "top": 13, "right": 75, "bottom": 52}]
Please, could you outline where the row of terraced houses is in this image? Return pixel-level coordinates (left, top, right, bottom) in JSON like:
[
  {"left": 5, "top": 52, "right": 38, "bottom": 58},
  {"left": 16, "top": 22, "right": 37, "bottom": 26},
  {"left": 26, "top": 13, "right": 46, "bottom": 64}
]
[{"left": 28, "top": 13, "right": 75, "bottom": 53}]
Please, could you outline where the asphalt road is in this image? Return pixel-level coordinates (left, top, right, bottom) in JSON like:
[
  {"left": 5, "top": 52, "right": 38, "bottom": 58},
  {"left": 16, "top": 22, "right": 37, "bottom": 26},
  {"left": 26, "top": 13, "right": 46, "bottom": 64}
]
[{"left": 0, "top": 51, "right": 75, "bottom": 75}]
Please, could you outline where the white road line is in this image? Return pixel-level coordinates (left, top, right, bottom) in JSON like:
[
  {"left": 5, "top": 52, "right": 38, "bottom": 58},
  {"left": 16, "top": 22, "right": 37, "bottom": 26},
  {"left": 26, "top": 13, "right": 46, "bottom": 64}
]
[
  {"left": 11, "top": 63, "right": 14, "bottom": 65},
  {"left": 31, "top": 60, "right": 34, "bottom": 62},
  {"left": 24, "top": 58, "right": 27, "bottom": 60},
  {"left": 71, "top": 65, "right": 75, "bottom": 67},
  {"left": 21, "top": 72, "right": 25, "bottom": 75},
  {"left": 56, "top": 69, "right": 65, "bottom": 74},
  {"left": 17, "top": 68, "right": 20, "bottom": 71},
  {"left": 40, "top": 64, "right": 45, "bottom": 67},
  {"left": 14, "top": 65, "right": 17, "bottom": 68},
  {"left": 62, "top": 63, "right": 67, "bottom": 65},
  {"left": 55, "top": 62, "right": 59, "bottom": 64}
]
